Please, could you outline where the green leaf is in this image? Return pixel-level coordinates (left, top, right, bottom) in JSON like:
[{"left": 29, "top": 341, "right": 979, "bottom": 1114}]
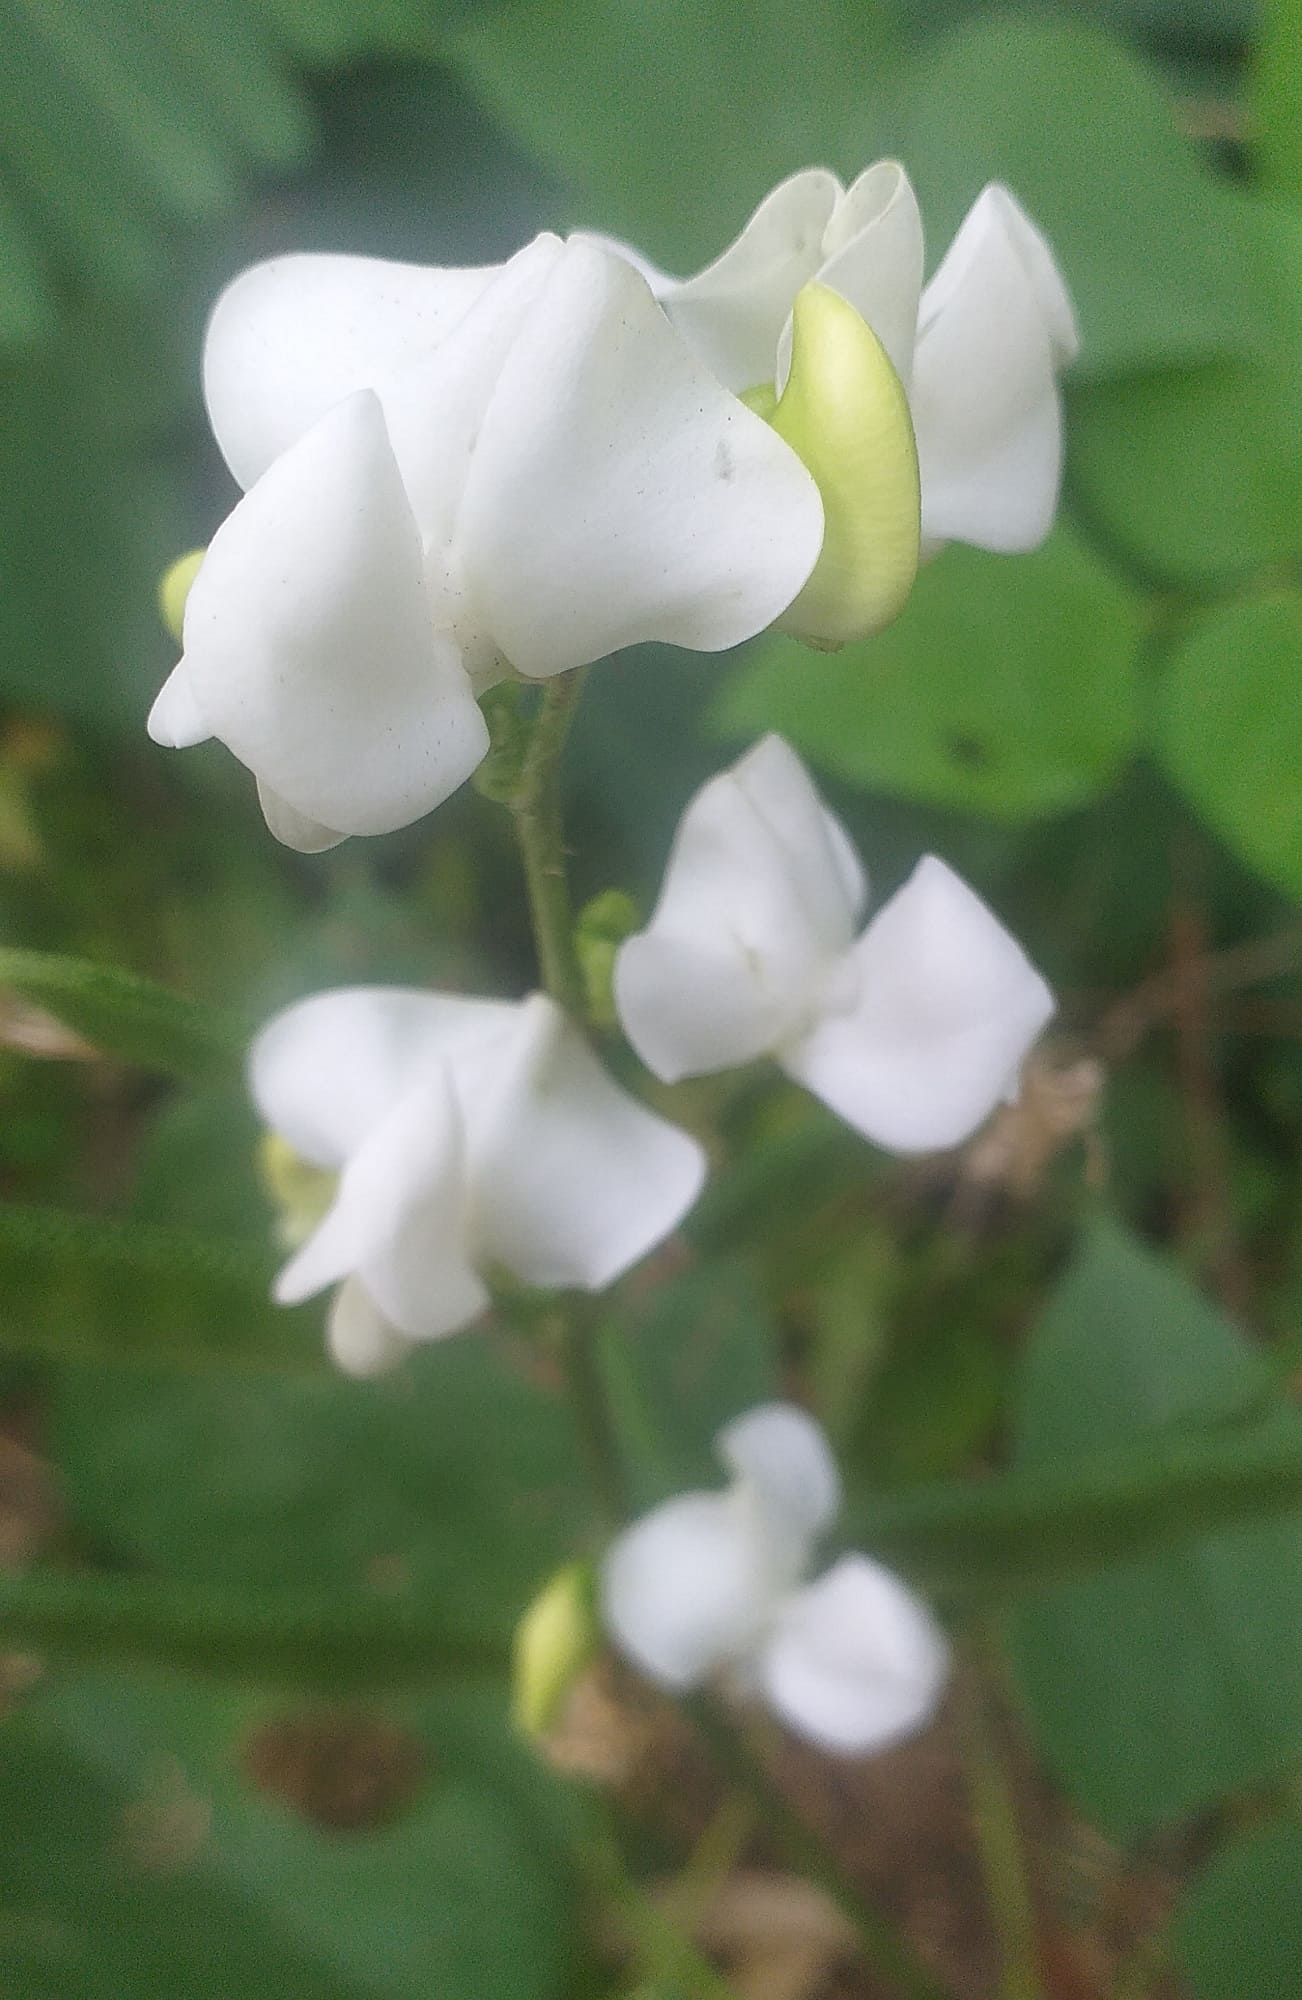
[
  {"left": 436, "top": 0, "right": 899, "bottom": 267},
  {"left": 52, "top": 1335, "right": 588, "bottom": 1645},
  {"left": 1256, "top": 0, "right": 1302, "bottom": 205},
  {"left": 1174, "top": 1820, "right": 1302, "bottom": 2000},
  {"left": 1155, "top": 592, "right": 1302, "bottom": 903},
  {"left": 1067, "top": 357, "right": 1302, "bottom": 591},
  {"left": 1006, "top": 1214, "right": 1302, "bottom": 1838},
  {"left": 0, "top": 1671, "right": 579, "bottom": 2000},
  {"left": 0, "top": 947, "right": 242, "bottom": 1082},
  {"left": 889, "top": 14, "right": 1273, "bottom": 377},
  {"left": 599, "top": 1258, "right": 780, "bottom": 1507},
  {"left": 712, "top": 528, "right": 1143, "bottom": 822},
  {"left": 0, "top": 1203, "right": 320, "bottom": 1371}
]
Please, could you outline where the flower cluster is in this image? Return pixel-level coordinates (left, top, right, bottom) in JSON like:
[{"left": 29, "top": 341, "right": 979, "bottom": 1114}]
[
  {"left": 603, "top": 1403, "right": 949, "bottom": 1754},
  {"left": 148, "top": 163, "right": 1074, "bottom": 850}
]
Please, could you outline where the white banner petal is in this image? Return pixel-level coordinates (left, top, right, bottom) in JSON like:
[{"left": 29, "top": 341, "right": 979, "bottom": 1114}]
[
  {"left": 662, "top": 168, "right": 842, "bottom": 392},
  {"left": 179, "top": 393, "right": 489, "bottom": 837},
  {"left": 459, "top": 241, "right": 824, "bottom": 677},
  {"left": 782, "top": 856, "right": 1055, "bottom": 1153},
  {"left": 717, "top": 1403, "right": 841, "bottom": 1553},
  {"left": 758, "top": 1554, "right": 950, "bottom": 1754},
  {"left": 912, "top": 186, "right": 1073, "bottom": 552},
  {"left": 203, "top": 250, "right": 501, "bottom": 489},
  {"left": 463, "top": 995, "right": 705, "bottom": 1291},
  {"left": 614, "top": 735, "right": 865, "bottom": 1081},
  {"left": 249, "top": 985, "right": 512, "bottom": 1167},
  {"left": 602, "top": 1491, "right": 775, "bottom": 1689}
]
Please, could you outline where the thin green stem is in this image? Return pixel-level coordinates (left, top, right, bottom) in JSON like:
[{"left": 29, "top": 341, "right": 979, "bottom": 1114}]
[
  {"left": 510, "top": 667, "right": 588, "bottom": 1016},
  {"left": 685, "top": 1694, "right": 952, "bottom": 2000},
  {"left": 557, "top": 1294, "right": 628, "bottom": 1528},
  {"left": 957, "top": 1636, "right": 1043, "bottom": 2000}
]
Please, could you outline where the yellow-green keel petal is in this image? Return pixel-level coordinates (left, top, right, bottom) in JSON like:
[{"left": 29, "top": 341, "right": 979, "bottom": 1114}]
[{"left": 769, "top": 282, "right": 920, "bottom": 648}]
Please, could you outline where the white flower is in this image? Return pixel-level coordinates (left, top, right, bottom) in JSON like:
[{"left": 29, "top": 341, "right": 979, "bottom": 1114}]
[
  {"left": 588, "top": 163, "right": 1078, "bottom": 559},
  {"left": 148, "top": 234, "right": 823, "bottom": 851},
  {"left": 614, "top": 735, "right": 1055, "bottom": 1153},
  {"left": 249, "top": 985, "right": 706, "bottom": 1372},
  {"left": 601, "top": 1402, "right": 949, "bottom": 1755}
]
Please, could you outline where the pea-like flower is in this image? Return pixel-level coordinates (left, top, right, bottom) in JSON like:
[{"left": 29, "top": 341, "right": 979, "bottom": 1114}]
[
  {"left": 602, "top": 1402, "right": 949, "bottom": 1755},
  {"left": 249, "top": 985, "right": 706, "bottom": 1373},
  {"left": 149, "top": 234, "right": 824, "bottom": 849},
  {"left": 592, "top": 163, "right": 1078, "bottom": 565},
  {"left": 614, "top": 734, "right": 1054, "bottom": 1154}
]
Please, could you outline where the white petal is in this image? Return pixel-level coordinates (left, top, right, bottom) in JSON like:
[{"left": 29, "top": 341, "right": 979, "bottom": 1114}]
[
  {"left": 782, "top": 856, "right": 1055, "bottom": 1154},
  {"left": 912, "top": 186, "right": 1074, "bottom": 553},
  {"left": 249, "top": 985, "right": 513, "bottom": 1168},
  {"left": 458, "top": 241, "right": 824, "bottom": 678},
  {"left": 660, "top": 169, "right": 842, "bottom": 392},
  {"left": 759, "top": 1555, "right": 949, "bottom": 1754},
  {"left": 275, "top": 1065, "right": 489, "bottom": 1341},
  {"left": 460, "top": 994, "right": 705, "bottom": 1290},
  {"left": 326, "top": 1278, "right": 415, "bottom": 1377},
  {"left": 147, "top": 661, "right": 211, "bottom": 748},
  {"left": 375, "top": 234, "right": 565, "bottom": 547},
  {"left": 811, "top": 161, "right": 925, "bottom": 388},
  {"left": 568, "top": 228, "right": 677, "bottom": 294},
  {"left": 255, "top": 781, "right": 345, "bottom": 854},
  {"left": 718, "top": 1403, "right": 840, "bottom": 1552},
  {"left": 203, "top": 250, "right": 502, "bottom": 489},
  {"left": 601, "top": 1491, "right": 775, "bottom": 1689},
  {"left": 613, "top": 735, "right": 865, "bottom": 1082},
  {"left": 179, "top": 393, "right": 490, "bottom": 836}
]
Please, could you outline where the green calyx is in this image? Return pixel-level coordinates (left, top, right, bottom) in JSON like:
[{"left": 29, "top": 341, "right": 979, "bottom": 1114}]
[{"left": 764, "top": 282, "right": 921, "bottom": 649}]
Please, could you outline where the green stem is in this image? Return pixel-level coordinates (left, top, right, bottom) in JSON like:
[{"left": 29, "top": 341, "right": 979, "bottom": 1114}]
[
  {"left": 510, "top": 668, "right": 588, "bottom": 1016},
  {"left": 557, "top": 1294, "right": 628, "bottom": 1527},
  {"left": 957, "top": 1636, "right": 1043, "bottom": 2000},
  {"left": 685, "top": 1695, "right": 952, "bottom": 2000}
]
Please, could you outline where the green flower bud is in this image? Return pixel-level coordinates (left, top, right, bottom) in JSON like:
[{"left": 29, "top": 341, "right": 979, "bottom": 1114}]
[
  {"left": 768, "top": 283, "right": 920, "bottom": 648},
  {"left": 157, "top": 549, "right": 206, "bottom": 646},
  {"left": 575, "top": 888, "right": 641, "bottom": 1029},
  {"left": 512, "top": 1561, "right": 599, "bottom": 1740}
]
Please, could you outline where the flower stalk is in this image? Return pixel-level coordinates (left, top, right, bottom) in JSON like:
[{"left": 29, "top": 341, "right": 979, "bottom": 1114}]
[{"left": 510, "top": 668, "right": 589, "bottom": 1018}]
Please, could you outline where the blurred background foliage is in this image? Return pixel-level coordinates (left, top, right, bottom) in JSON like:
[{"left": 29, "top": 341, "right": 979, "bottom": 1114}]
[{"left": 0, "top": 1, "right": 1300, "bottom": 1996}]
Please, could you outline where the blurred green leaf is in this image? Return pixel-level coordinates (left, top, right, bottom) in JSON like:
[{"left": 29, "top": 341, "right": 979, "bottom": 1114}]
[
  {"left": 0, "top": 1671, "right": 578, "bottom": 2000},
  {"left": 1155, "top": 591, "right": 1302, "bottom": 903},
  {"left": 0, "top": 946, "right": 241, "bottom": 1081},
  {"left": 713, "top": 529, "right": 1143, "bottom": 821},
  {"left": 52, "top": 1336, "right": 588, "bottom": 1644},
  {"left": 0, "top": 1202, "right": 319, "bottom": 1370},
  {"left": 599, "top": 1258, "right": 780, "bottom": 1507},
  {"left": 888, "top": 14, "right": 1272, "bottom": 376},
  {"left": 436, "top": 0, "right": 898, "bottom": 266},
  {"left": 1006, "top": 1213, "right": 1302, "bottom": 1838},
  {"left": 1174, "top": 1820, "right": 1302, "bottom": 2000},
  {"left": 1256, "top": 0, "right": 1302, "bottom": 204}
]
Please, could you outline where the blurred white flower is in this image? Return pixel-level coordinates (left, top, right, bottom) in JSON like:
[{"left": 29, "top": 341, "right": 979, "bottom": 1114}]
[
  {"left": 588, "top": 163, "right": 1078, "bottom": 561},
  {"left": 601, "top": 1402, "right": 949, "bottom": 1755},
  {"left": 249, "top": 985, "right": 706, "bottom": 1372},
  {"left": 149, "top": 234, "right": 824, "bottom": 849},
  {"left": 614, "top": 734, "right": 1055, "bottom": 1153}
]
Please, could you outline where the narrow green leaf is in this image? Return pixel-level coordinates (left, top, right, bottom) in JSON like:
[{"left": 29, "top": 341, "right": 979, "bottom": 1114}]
[
  {"left": 0, "top": 1203, "right": 318, "bottom": 1372},
  {"left": 851, "top": 1416, "right": 1302, "bottom": 1593},
  {"left": 0, "top": 1568, "right": 504, "bottom": 1688},
  {"left": 1156, "top": 592, "right": 1302, "bottom": 904},
  {"left": 0, "top": 946, "right": 242, "bottom": 1082}
]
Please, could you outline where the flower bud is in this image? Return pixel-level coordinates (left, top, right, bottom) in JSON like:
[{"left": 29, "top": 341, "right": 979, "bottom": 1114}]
[
  {"left": 157, "top": 549, "right": 206, "bottom": 645},
  {"left": 575, "top": 888, "right": 641, "bottom": 1029},
  {"left": 768, "top": 283, "right": 920, "bottom": 648},
  {"left": 512, "top": 1561, "right": 599, "bottom": 1740}
]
